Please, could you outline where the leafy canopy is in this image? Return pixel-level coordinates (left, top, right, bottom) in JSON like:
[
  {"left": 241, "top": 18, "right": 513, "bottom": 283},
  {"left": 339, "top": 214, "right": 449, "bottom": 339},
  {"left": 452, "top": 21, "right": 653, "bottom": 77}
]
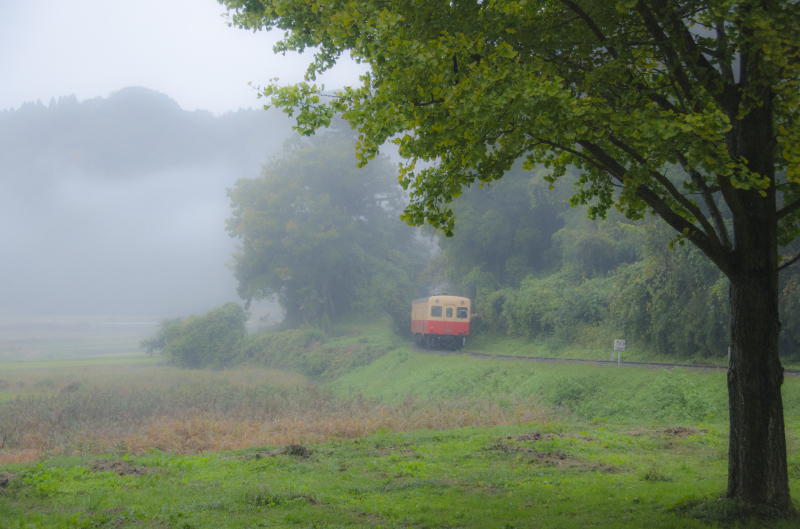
[
  {"left": 436, "top": 164, "right": 570, "bottom": 287},
  {"left": 226, "top": 122, "right": 424, "bottom": 325},
  {"left": 221, "top": 0, "right": 800, "bottom": 275}
]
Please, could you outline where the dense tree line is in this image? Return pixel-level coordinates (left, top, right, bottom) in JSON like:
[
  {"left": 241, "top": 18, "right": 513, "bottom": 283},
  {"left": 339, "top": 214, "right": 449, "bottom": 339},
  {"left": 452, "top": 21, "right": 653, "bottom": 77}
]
[
  {"left": 435, "top": 167, "right": 800, "bottom": 361},
  {"left": 153, "top": 154, "right": 800, "bottom": 366},
  {"left": 0, "top": 87, "right": 293, "bottom": 180}
]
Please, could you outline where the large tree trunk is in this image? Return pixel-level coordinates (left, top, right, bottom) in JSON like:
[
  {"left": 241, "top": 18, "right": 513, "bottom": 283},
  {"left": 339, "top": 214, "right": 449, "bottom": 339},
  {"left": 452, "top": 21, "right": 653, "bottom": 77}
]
[
  {"left": 727, "top": 267, "right": 792, "bottom": 510},
  {"left": 725, "top": 84, "right": 793, "bottom": 510}
]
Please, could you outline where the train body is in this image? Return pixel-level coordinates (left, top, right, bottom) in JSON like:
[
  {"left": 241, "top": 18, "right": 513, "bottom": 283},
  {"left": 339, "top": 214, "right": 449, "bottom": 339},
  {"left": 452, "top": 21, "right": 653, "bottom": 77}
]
[{"left": 411, "top": 295, "right": 471, "bottom": 350}]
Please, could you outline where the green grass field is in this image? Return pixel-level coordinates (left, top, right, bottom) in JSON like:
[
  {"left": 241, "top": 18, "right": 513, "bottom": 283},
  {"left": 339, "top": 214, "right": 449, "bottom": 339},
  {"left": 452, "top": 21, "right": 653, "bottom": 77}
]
[
  {"left": 1, "top": 324, "right": 799, "bottom": 527},
  {"left": 3, "top": 420, "right": 784, "bottom": 529}
]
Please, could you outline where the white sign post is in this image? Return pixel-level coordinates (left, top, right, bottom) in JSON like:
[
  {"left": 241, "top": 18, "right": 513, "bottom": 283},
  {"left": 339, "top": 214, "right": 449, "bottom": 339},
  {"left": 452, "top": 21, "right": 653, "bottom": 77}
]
[{"left": 614, "top": 340, "right": 626, "bottom": 367}]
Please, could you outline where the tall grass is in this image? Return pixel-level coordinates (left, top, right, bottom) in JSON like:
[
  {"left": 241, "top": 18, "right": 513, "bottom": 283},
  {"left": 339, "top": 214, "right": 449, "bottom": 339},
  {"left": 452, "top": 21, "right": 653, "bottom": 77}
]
[{"left": 0, "top": 379, "right": 548, "bottom": 464}]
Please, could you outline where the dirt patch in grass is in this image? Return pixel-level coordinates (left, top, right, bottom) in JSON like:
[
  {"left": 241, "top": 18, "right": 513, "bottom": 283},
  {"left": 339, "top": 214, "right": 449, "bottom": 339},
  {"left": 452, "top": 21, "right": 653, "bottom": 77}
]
[
  {"left": 624, "top": 426, "right": 708, "bottom": 439},
  {"left": 284, "top": 444, "right": 313, "bottom": 457},
  {"left": 490, "top": 439, "right": 623, "bottom": 472},
  {"left": 491, "top": 433, "right": 575, "bottom": 462},
  {"left": 87, "top": 460, "right": 159, "bottom": 476},
  {"left": 0, "top": 471, "right": 17, "bottom": 490},
  {"left": 660, "top": 426, "right": 708, "bottom": 438},
  {"left": 505, "top": 432, "right": 594, "bottom": 443},
  {"left": 529, "top": 450, "right": 569, "bottom": 462},
  {"left": 241, "top": 444, "right": 314, "bottom": 461},
  {"left": 491, "top": 442, "right": 570, "bottom": 460}
]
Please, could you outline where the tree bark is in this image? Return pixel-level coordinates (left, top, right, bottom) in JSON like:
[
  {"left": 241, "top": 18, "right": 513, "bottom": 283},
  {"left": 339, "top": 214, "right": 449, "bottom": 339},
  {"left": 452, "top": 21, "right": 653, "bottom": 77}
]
[
  {"left": 725, "top": 84, "right": 794, "bottom": 512},
  {"left": 727, "top": 267, "right": 792, "bottom": 511}
]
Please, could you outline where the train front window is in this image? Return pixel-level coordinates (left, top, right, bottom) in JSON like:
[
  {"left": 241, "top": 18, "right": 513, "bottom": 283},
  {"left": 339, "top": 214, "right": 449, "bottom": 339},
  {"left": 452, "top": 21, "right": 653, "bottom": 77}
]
[
  {"left": 457, "top": 307, "right": 468, "bottom": 319},
  {"left": 431, "top": 306, "right": 442, "bottom": 317},
  {"left": 446, "top": 308, "right": 453, "bottom": 318}
]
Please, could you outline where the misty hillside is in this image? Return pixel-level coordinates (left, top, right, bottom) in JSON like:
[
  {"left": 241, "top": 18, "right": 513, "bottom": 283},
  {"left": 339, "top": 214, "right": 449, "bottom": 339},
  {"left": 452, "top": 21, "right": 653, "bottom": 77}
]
[
  {"left": 0, "top": 87, "right": 294, "bottom": 317},
  {"left": 0, "top": 87, "right": 291, "bottom": 179}
]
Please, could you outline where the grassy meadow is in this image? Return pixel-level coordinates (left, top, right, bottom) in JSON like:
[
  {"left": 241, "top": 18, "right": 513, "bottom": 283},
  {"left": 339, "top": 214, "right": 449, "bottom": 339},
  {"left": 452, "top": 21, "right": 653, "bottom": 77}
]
[{"left": 1, "top": 324, "right": 800, "bottom": 527}]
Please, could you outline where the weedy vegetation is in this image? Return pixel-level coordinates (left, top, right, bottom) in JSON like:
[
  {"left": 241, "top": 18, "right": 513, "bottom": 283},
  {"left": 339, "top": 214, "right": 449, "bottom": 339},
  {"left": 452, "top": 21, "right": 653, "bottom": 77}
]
[{"left": 0, "top": 358, "right": 545, "bottom": 465}]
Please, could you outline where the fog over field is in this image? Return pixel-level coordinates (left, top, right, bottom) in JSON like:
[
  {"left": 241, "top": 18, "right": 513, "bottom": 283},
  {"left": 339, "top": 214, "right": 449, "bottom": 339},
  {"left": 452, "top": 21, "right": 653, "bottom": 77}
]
[{"left": 0, "top": 87, "right": 292, "bottom": 317}]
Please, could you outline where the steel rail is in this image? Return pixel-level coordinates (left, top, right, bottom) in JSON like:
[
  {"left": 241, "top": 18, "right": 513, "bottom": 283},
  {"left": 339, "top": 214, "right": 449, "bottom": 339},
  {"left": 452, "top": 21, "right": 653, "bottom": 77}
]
[{"left": 412, "top": 346, "right": 800, "bottom": 376}]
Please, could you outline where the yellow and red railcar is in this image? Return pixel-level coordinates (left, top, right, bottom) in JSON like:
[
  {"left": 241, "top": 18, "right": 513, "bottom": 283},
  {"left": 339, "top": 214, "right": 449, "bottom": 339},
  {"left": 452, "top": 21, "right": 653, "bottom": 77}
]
[{"left": 411, "top": 295, "right": 471, "bottom": 350}]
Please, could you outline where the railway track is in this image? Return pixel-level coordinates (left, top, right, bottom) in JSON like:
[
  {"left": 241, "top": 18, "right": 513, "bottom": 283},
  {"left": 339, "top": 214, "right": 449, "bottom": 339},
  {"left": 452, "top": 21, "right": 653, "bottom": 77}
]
[{"left": 412, "top": 345, "right": 800, "bottom": 376}]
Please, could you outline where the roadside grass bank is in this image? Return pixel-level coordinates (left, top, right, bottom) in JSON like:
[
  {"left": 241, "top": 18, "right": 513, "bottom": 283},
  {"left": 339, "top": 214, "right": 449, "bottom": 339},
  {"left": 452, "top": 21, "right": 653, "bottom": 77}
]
[
  {"left": 464, "top": 333, "right": 673, "bottom": 364},
  {"left": 328, "top": 348, "right": 800, "bottom": 426},
  {"left": 1, "top": 421, "right": 797, "bottom": 528},
  {"left": 464, "top": 333, "right": 800, "bottom": 370}
]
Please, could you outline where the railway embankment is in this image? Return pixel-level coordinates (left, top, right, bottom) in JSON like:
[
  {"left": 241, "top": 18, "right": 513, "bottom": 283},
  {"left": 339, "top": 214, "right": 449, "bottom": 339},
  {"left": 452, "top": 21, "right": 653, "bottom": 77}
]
[{"left": 328, "top": 346, "right": 800, "bottom": 426}]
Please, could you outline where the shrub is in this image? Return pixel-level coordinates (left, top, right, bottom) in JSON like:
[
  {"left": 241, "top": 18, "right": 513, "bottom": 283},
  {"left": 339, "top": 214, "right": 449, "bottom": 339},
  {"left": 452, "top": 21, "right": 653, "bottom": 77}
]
[
  {"left": 159, "top": 303, "right": 249, "bottom": 369},
  {"left": 502, "top": 267, "right": 612, "bottom": 341},
  {"left": 238, "top": 318, "right": 397, "bottom": 380}
]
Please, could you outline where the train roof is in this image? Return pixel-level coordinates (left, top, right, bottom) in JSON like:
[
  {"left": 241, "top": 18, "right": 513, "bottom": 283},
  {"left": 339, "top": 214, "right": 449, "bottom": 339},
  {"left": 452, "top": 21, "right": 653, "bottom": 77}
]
[{"left": 412, "top": 295, "right": 471, "bottom": 304}]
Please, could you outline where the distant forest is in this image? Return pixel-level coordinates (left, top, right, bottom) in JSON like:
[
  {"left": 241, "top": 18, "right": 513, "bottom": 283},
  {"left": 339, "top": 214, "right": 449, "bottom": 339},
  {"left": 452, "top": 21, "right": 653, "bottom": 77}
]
[{"left": 0, "top": 87, "right": 292, "bottom": 179}]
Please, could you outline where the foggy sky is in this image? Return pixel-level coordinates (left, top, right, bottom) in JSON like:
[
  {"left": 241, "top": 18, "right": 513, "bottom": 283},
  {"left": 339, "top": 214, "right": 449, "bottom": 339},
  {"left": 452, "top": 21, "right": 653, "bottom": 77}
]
[
  {"left": 0, "top": 89, "right": 295, "bottom": 317},
  {"left": 0, "top": 164, "right": 240, "bottom": 316},
  {"left": 0, "top": 0, "right": 368, "bottom": 114}
]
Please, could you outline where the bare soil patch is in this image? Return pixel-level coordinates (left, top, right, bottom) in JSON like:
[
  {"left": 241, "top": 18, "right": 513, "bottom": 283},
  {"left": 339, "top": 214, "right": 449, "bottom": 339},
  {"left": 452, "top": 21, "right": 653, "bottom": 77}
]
[
  {"left": 490, "top": 434, "right": 622, "bottom": 472},
  {"left": 490, "top": 442, "right": 571, "bottom": 462},
  {"left": 624, "top": 426, "right": 708, "bottom": 439},
  {"left": 0, "top": 471, "right": 17, "bottom": 490},
  {"left": 242, "top": 444, "right": 314, "bottom": 461},
  {"left": 660, "top": 426, "right": 708, "bottom": 438},
  {"left": 87, "top": 460, "right": 158, "bottom": 476},
  {"left": 501, "top": 432, "right": 594, "bottom": 443},
  {"left": 284, "top": 444, "right": 313, "bottom": 457}
]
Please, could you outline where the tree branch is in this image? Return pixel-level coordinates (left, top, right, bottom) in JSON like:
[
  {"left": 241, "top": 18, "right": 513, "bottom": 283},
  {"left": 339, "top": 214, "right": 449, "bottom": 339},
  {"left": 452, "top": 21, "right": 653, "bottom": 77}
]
[
  {"left": 716, "top": 23, "right": 736, "bottom": 86},
  {"left": 577, "top": 139, "right": 732, "bottom": 275},
  {"left": 537, "top": 4, "right": 685, "bottom": 116},
  {"left": 778, "top": 253, "right": 800, "bottom": 272},
  {"left": 674, "top": 14, "right": 739, "bottom": 115},
  {"left": 559, "top": 0, "right": 619, "bottom": 59},
  {"left": 606, "top": 135, "right": 722, "bottom": 249},
  {"left": 634, "top": 1, "right": 695, "bottom": 103},
  {"left": 527, "top": 136, "right": 608, "bottom": 173},
  {"left": 777, "top": 198, "right": 800, "bottom": 221},
  {"left": 673, "top": 151, "right": 732, "bottom": 250},
  {"left": 646, "top": 168, "right": 723, "bottom": 249},
  {"left": 648, "top": 0, "right": 739, "bottom": 115}
]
